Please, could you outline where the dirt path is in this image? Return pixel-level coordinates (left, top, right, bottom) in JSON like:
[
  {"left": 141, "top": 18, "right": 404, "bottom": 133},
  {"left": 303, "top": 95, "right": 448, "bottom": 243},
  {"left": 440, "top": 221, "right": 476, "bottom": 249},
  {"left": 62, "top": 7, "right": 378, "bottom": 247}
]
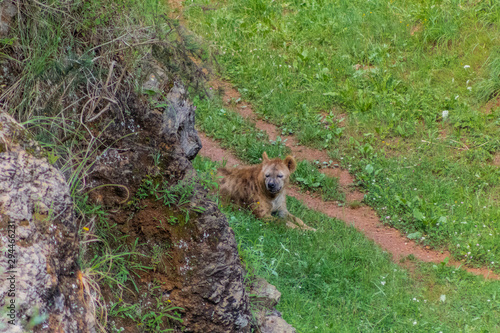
[
  {"left": 201, "top": 81, "right": 499, "bottom": 280},
  {"left": 166, "top": 2, "right": 498, "bottom": 280}
]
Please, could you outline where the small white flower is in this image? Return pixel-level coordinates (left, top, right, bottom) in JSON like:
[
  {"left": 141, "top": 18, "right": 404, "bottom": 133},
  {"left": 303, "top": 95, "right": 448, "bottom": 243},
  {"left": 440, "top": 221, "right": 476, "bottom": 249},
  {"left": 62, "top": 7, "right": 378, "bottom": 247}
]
[
  {"left": 413, "top": 321, "right": 417, "bottom": 325},
  {"left": 464, "top": 65, "right": 470, "bottom": 69},
  {"left": 467, "top": 87, "right": 472, "bottom": 91},
  {"left": 442, "top": 110, "right": 449, "bottom": 119},
  {"left": 381, "top": 281, "right": 386, "bottom": 285},
  {"left": 440, "top": 294, "right": 446, "bottom": 303}
]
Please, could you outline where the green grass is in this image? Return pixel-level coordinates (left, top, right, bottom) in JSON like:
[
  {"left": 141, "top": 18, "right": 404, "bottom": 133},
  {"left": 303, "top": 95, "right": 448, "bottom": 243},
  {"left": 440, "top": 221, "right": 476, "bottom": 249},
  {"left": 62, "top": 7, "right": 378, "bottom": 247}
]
[
  {"left": 194, "top": 95, "right": 291, "bottom": 162},
  {"left": 194, "top": 155, "right": 500, "bottom": 332},
  {"left": 185, "top": 0, "right": 500, "bottom": 270},
  {"left": 291, "top": 160, "right": 344, "bottom": 201},
  {"left": 194, "top": 94, "right": 344, "bottom": 198}
]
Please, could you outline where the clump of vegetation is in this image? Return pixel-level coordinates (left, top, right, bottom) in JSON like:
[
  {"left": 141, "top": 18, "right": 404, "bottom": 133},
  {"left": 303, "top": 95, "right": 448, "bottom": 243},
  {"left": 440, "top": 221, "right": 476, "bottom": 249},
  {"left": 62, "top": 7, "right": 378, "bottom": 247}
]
[{"left": 291, "top": 160, "right": 344, "bottom": 201}]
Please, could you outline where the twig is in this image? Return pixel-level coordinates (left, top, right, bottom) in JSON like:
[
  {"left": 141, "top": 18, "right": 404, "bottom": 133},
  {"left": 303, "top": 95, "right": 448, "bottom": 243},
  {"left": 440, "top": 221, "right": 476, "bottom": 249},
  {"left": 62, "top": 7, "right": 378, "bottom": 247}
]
[
  {"left": 448, "top": 139, "right": 470, "bottom": 150},
  {"left": 86, "top": 98, "right": 117, "bottom": 122},
  {"left": 421, "top": 139, "right": 468, "bottom": 150},
  {"left": 91, "top": 40, "right": 162, "bottom": 62},
  {"left": 86, "top": 61, "right": 116, "bottom": 121}
]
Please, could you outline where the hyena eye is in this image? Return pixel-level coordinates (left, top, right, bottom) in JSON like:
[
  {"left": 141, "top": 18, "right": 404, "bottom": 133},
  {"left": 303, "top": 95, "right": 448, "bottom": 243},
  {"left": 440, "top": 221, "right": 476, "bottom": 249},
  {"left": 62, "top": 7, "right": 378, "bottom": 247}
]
[
  {"left": 277, "top": 175, "right": 283, "bottom": 178},
  {"left": 265, "top": 174, "right": 270, "bottom": 178}
]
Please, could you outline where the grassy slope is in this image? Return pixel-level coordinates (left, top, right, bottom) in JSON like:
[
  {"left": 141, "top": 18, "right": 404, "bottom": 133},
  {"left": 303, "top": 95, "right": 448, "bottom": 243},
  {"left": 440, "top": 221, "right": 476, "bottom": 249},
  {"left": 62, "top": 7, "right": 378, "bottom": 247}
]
[
  {"left": 195, "top": 156, "right": 500, "bottom": 332},
  {"left": 184, "top": 0, "right": 500, "bottom": 270},
  {"left": 6, "top": 0, "right": 203, "bottom": 330}
]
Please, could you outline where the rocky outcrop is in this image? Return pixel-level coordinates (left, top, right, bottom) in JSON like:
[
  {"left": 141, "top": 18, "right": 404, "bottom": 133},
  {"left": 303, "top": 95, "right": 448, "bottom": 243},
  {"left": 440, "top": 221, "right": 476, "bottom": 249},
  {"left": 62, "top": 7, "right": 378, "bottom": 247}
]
[
  {"left": 260, "top": 315, "right": 297, "bottom": 333},
  {"left": 162, "top": 83, "right": 202, "bottom": 160},
  {"left": 141, "top": 59, "right": 202, "bottom": 160},
  {"left": 0, "top": 112, "right": 94, "bottom": 332},
  {"left": 86, "top": 81, "right": 250, "bottom": 332}
]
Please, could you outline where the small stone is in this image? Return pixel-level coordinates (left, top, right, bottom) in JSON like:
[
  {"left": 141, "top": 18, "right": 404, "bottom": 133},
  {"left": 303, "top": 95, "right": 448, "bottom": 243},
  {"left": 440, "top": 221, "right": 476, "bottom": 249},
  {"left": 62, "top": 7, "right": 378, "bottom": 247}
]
[
  {"left": 260, "top": 315, "right": 297, "bottom": 333},
  {"left": 250, "top": 277, "right": 282, "bottom": 308}
]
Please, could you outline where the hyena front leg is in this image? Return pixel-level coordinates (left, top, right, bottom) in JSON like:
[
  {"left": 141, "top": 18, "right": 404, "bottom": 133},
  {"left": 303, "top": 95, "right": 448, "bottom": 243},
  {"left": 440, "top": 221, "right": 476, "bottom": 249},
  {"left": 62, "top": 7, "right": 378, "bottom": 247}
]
[{"left": 273, "top": 209, "right": 316, "bottom": 231}]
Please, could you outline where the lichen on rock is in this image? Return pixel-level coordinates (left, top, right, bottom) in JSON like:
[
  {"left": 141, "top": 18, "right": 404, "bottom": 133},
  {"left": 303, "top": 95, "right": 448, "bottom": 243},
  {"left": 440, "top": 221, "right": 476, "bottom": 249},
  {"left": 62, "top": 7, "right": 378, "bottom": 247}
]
[{"left": 0, "top": 110, "right": 94, "bottom": 332}]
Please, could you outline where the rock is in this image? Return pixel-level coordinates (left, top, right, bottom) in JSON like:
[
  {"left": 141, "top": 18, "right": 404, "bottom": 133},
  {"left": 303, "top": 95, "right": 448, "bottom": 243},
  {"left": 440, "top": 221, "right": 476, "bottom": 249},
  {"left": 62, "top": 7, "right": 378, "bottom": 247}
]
[
  {"left": 250, "top": 277, "right": 282, "bottom": 308},
  {"left": 140, "top": 58, "right": 202, "bottom": 161},
  {"left": 260, "top": 315, "right": 297, "bottom": 333},
  {"left": 86, "top": 86, "right": 250, "bottom": 332},
  {"left": 249, "top": 277, "right": 297, "bottom": 333},
  {"left": 141, "top": 60, "right": 169, "bottom": 95},
  {"left": 0, "top": 111, "right": 94, "bottom": 332},
  {"left": 169, "top": 200, "right": 251, "bottom": 332},
  {"left": 0, "top": 1, "right": 16, "bottom": 37},
  {"left": 162, "top": 82, "right": 202, "bottom": 160}
]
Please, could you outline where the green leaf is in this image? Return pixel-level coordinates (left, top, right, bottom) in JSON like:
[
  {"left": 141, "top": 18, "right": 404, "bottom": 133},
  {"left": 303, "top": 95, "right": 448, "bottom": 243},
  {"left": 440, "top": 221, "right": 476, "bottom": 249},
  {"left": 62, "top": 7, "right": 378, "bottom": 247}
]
[
  {"left": 413, "top": 208, "right": 424, "bottom": 221},
  {"left": 407, "top": 231, "right": 422, "bottom": 240},
  {"left": 365, "top": 164, "right": 374, "bottom": 174}
]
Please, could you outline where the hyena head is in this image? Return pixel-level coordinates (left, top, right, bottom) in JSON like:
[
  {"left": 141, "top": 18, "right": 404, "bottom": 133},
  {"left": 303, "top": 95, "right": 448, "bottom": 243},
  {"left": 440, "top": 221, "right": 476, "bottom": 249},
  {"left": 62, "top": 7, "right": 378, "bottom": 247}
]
[{"left": 260, "top": 152, "right": 297, "bottom": 195}]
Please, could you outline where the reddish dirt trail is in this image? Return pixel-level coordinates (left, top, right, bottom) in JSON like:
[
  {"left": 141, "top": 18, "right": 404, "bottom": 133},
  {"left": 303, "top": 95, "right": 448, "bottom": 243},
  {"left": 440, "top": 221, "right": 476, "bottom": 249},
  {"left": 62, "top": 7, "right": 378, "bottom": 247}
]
[{"left": 201, "top": 81, "right": 500, "bottom": 280}]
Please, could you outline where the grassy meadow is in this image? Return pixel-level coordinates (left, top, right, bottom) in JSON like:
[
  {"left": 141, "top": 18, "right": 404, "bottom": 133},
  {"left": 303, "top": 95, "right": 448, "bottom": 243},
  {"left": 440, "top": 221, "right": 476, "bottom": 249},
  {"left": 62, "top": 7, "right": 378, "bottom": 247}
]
[
  {"left": 184, "top": 0, "right": 500, "bottom": 271},
  {"left": 195, "top": 156, "right": 500, "bottom": 332}
]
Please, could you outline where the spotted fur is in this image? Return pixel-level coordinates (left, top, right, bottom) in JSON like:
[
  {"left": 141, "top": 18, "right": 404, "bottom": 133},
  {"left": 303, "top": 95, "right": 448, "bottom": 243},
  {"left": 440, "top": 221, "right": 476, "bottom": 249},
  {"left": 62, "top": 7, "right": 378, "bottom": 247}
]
[{"left": 217, "top": 152, "right": 315, "bottom": 231}]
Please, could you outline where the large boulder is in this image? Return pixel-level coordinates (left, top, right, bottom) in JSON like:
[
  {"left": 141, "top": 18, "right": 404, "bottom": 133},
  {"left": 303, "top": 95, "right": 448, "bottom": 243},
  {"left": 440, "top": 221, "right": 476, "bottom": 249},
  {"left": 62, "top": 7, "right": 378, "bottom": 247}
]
[
  {"left": 0, "top": 111, "right": 94, "bottom": 332},
  {"left": 86, "top": 84, "right": 250, "bottom": 332}
]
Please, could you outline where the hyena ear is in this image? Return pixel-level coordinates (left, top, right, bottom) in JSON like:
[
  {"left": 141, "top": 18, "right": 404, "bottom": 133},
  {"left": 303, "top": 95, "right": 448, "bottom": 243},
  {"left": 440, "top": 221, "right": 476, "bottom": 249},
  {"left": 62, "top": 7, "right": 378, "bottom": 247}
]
[
  {"left": 262, "top": 151, "right": 270, "bottom": 161},
  {"left": 284, "top": 156, "right": 297, "bottom": 173}
]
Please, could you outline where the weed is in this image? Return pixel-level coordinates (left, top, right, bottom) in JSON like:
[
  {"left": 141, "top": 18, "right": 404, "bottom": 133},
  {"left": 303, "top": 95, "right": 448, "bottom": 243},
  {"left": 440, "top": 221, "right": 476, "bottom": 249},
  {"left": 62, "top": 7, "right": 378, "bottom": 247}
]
[
  {"left": 108, "top": 282, "right": 183, "bottom": 332},
  {"left": 348, "top": 200, "right": 362, "bottom": 209},
  {"left": 476, "top": 48, "right": 500, "bottom": 102},
  {"left": 291, "top": 160, "right": 344, "bottom": 202}
]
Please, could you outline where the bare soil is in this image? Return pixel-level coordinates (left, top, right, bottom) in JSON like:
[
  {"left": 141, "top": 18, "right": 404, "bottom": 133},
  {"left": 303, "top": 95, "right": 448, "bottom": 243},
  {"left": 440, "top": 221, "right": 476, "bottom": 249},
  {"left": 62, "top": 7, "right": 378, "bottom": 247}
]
[
  {"left": 484, "top": 95, "right": 500, "bottom": 114},
  {"left": 199, "top": 80, "right": 500, "bottom": 280}
]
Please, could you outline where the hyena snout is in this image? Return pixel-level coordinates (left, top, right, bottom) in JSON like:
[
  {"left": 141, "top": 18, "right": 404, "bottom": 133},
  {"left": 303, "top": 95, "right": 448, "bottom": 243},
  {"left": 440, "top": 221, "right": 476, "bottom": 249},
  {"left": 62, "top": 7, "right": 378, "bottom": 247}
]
[{"left": 266, "top": 179, "right": 282, "bottom": 193}]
